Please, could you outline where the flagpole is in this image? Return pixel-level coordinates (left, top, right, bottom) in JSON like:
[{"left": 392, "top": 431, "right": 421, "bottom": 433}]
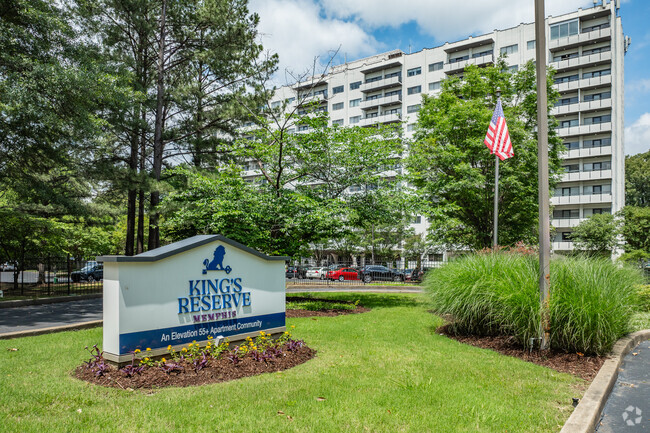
[
  {"left": 493, "top": 155, "right": 499, "bottom": 250},
  {"left": 493, "top": 91, "right": 501, "bottom": 251},
  {"left": 535, "top": 0, "right": 551, "bottom": 351}
]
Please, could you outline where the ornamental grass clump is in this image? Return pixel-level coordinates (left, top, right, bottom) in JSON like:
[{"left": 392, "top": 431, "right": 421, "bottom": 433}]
[{"left": 425, "top": 252, "right": 643, "bottom": 355}]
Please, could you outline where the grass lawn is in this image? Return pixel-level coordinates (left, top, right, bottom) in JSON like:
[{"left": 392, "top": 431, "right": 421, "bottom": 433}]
[{"left": 0, "top": 293, "right": 583, "bottom": 432}]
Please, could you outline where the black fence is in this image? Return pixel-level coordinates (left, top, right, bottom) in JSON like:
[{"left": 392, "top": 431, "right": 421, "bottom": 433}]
[
  {"left": 0, "top": 256, "right": 103, "bottom": 299},
  {"left": 285, "top": 260, "right": 444, "bottom": 287}
]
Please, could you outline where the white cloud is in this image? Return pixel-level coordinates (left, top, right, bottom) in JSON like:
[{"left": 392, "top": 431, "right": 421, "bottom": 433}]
[
  {"left": 625, "top": 113, "right": 650, "bottom": 156},
  {"left": 319, "top": 0, "right": 594, "bottom": 42},
  {"left": 250, "top": 0, "right": 380, "bottom": 84},
  {"left": 628, "top": 78, "right": 650, "bottom": 93}
]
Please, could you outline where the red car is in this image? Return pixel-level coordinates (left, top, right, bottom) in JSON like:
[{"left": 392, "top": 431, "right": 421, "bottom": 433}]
[{"left": 326, "top": 267, "right": 360, "bottom": 282}]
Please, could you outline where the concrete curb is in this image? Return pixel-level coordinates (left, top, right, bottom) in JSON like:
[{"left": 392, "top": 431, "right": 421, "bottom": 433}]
[
  {"left": 0, "top": 320, "right": 103, "bottom": 340},
  {"left": 0, "top": 293, "right": 102, "bottom": 309},
  {"left": 560, "top": 329, "right": 650, "bottom": 433}
]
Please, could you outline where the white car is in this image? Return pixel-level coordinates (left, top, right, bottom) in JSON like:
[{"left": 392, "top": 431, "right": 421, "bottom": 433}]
[
  {"left": 1, "top": 262, "right": 16, "bottom": 272},
  {"left": 305, "top": 267, "right": 327, "bottom": 280}
]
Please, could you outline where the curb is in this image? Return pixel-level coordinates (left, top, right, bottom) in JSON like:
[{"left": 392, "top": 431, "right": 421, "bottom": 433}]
[
  {"left": 0, "top": 320, "right": 103, "bottom": 340},
  {"left": 0, "top": 293, "right": 102, "bottom": 309},
  {"left": 560, "top": 329, "right": 650, "bottom": 433}
]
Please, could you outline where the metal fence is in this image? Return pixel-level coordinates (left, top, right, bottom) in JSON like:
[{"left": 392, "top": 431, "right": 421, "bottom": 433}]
[
  {"left": 285, "top": 260, "right": 445, "bottom": 287},
  {"left": 0, "top": 256, "right": 103, "bottom": 299}
]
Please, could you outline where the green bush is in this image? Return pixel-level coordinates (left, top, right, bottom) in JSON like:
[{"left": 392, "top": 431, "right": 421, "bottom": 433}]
[
  {"left": 424, "top": 253, "right": 643, "bottom": 355},
  {"left": 637, "top": 285, "right": 650, "bottom": 312}
]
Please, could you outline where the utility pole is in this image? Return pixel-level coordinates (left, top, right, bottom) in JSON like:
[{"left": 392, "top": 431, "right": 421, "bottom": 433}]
[{"left": 535, "top": 0, "right": 551, "bottom": 350}]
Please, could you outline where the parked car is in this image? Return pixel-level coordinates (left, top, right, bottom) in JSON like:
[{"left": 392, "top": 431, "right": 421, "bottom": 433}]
[
  {"left": 403, "top": 268, "right": 416, "bottom": 281},
  {"left": 71, "top": 263, "right": 103, "bottom": 282},
  {"left": 326, "top": 267, "right": 360, "bottom": 282},
  {"left": 1, "top": 261, "right": 16, "bottom": 272},
  {"left": 306, "top": 267, "right": 328, "bottom": 280},
  {"left": 358, "top": 265, "right": 404, "bottom": 283},
  {"left": 285, "top": 266, "right": 298, "bottom": 279},
  {"left": 410, "top": 267, "right": 432, "bottom": 282},
  {"left": 295, "top": 265, "right": 309, "bottom": 279}
]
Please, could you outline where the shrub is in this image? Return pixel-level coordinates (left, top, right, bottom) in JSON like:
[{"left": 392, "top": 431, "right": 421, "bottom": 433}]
[
  {"left": 424, "top": 253, "right": 643, "bottom": 355},
  {"left": 637, "top": 285, "right": 650, "bottom": 312}
]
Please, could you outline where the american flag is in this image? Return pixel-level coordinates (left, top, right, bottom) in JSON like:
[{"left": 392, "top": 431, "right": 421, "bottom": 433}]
[{"left": 484, "top": 99, "right": 513, "bottom": 160}]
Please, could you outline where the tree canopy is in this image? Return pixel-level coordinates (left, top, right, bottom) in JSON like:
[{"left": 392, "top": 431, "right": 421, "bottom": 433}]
[{"left": 406, "top": 60, "right": 563, "bottom": 250}]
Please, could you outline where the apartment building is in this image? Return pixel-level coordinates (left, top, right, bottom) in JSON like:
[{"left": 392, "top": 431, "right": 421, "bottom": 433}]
[{"left": 257, "top": 0, "right": 628, "bottom": 253}]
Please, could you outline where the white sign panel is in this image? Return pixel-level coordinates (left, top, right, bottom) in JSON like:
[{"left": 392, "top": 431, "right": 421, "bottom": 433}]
[{"left": 99, "top": 235, "right": 287, "bottom": 360}]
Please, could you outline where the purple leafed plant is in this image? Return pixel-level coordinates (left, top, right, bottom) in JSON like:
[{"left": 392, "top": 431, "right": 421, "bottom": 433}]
[
  {"left": 84, "top": 345, "right": 108, "bottom": 377},
  {"left": 160, "top": 362, "right": 183, "bottom": 374},
  {"left": 286, "top": 339, "right": 305, "bottom": 352},
  {"left": 227, "top": 350, "right": 241, "bottom": 365},
  {"left": 121, "top": 352, "right": 145, "bottom": 377},
  {"left": 193, "top": 353, "right": 209, "bottom": 371}
]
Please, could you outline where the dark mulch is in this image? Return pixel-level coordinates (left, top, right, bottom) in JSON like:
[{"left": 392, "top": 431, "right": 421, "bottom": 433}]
[
  {"left": 286, "top": 296, "right": 371, "bottom": 317},
  {"left": 75, "top": 345, "right": 316, "bottom": 389},
  {"left": 437, "top": 324, "right": 606, "bottom": 381}
]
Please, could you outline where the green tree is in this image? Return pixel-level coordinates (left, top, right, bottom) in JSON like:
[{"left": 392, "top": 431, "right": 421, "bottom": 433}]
[
  {"left": 571, "top": 213, "right": 620, "bottom": 255},
  {"left": 626, "top": 150, "right": 650, "bottom": 207},
  {"left": 406, "top": 60, "right": 563, "bottom": 250},
  {"left": 620, "top": 206, "right": 650, "bottom": 252}
]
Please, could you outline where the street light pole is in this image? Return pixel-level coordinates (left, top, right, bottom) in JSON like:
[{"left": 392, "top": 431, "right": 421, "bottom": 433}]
[{"left": 535, "top": 0, "right": 551, "bottom": 351}]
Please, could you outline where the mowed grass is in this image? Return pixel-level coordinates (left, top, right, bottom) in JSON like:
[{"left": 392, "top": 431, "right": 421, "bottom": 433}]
[{"left": 0, "top": 293, "right": 582, "bottom": 433}]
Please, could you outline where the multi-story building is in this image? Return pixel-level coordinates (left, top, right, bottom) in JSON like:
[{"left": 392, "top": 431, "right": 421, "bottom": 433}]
[{"left": 257, "top": 0, "right": 628, "bottom": 254}]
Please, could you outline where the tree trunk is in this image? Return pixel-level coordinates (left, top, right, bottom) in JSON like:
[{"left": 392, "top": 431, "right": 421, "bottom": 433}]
[{"left": 149, "top": 0, "right": 167, "bottom": 251}]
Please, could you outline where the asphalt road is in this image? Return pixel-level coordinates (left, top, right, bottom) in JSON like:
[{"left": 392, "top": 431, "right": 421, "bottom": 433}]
[
  {"left": 0, "top": 298, "right": 102, "bottom": 335},
  {"left": 596, "top": 340, "right": 650, "bottom": 432}
]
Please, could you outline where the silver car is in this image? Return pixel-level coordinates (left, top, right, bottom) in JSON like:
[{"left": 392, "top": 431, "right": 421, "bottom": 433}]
[{"left": 305, "top": 267, "right": 328, "bottom": 280}]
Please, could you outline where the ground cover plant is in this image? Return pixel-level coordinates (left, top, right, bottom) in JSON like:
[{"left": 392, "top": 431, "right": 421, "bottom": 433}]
[
  {"left": 424, "top": 253, "right": 644, "bottom": 355},
  {"left": 76, "top": 332, "right": 315, "bottom": 389},
  {"left": 0, "top": 293, "right": 584, "bottom": 432},
  {"left": 285, "top": 295, "right": 370, "bottom": 318}
]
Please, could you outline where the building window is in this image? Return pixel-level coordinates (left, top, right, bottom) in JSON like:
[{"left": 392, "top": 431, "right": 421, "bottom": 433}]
[
  {"left": 561, "top": 232, "right": 573, "bottom": 241},
  {"left": 332, "top": 102, "right": 344, "bottom": 111},
  {"left": 349, "top": 115, "right": 360, "bottom": 124},
  {"left": 384, "top": 71, "right": 401, "bottom": 79},
  {"left": 582, "top": 22, "right": 610, "bottom": 33},
  {"left": 332, "top": 119, "right": 344, "bottom": 126},
  {"left": 349, "top": 98, "right": 361, "bottom": 107},
  {"left": 583, "top": 91, "right": 611, "bottom": 102},
  {"left": 556, "top": 96, "right": 578, "bottom": 106},
  {"left": 384, "top": 108, "right": 400, "bottom": 115},
  {"left": 349, "top": 185, "right": 361, "bottom": 192},
  {"left": 411, "top": 215, "right": 422, "bottom": 224},
  {"left": 584, "top": 184, "right": 611, "bottom": 195},
  {"left": 500, "top": 44, "right": 518, "bottom": 56},
  {"left": 449, "top": 54, "right": 469, "bottom": 64},
  {"left": 554, "top": 74, "right": 579, "bottom": 84},
  {"left": 271, "top": 101, "right": 281, "bottom": 109},
  {"left": 584, "top": 114, "right": 611, "bottom": 125},
  {"left": 564, "top": 141, "right": 579, "bottom": 150},
  {"left": 562, "top": 164, "right": 579, "bottom": 173},
  {"left": 527, "top": 40, "right": 536, "bottom": 50},
  {"left": 350, "top": 81, "right": 361, "bottom": 90},
  {"left": 585, "top": 207, "right": 611, "bottom": 217},
  {"left": 407, "top": 85, "right": 421, "bottom": 95},
  {"left": 297, "top": 125, "right": 309, "bottom": 132},
  {"left": 583, "top": 137, "right": 611, "bottom": 148},
  {"left": 508, "top": 65, "right": 518, "bottom": 72},
  {"left": 583, "top": 161, "right": 611, "bottom": 171},
  {"left": 554, "top": 209, "right": 579, "bottom": 219},
  {"left": 429, "top": 81, "right": 441, "bottom": 91},
  {"left": 385, "top": 90, "right": 401, "bottom": 97},
  {"left": 428, "top": 61, "right": 443, "bottom": 72},
  {"left": 407, "top": 67, "right": 422, "bottom": 77},
  {"left": 285, "top": 97, "right": 295, "bottom": 104},
  {"left": 407, "top": 104, "right": 420, "bottom": 113},
  {"left": 559, "top": 119, "right": 578, "bottom": 128},
  {"left": 332, "top": 85, "right": 344, "bottom": 94},
  {"left": 550, "top": 19, "right": 579, "bottom": 40},
  {"left": 407, "top": 124, "right": 416, "bottom": 132},
  {"left": 552, "top": 52, "right": 579, "bottom": 62},
  {"left": 365, "top": 75, "right": 382, "bottom": 84},
  {"left": 583, "top": 45, "right": 611, "bottom": 56},
  {"left": 472, "top": 49, "right": 493, "bottom": 58},
  {"left": 582, "top": 69, "right": 610, "bottom": 79}
]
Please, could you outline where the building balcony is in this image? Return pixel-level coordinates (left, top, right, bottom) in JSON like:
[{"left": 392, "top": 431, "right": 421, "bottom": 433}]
[
  {"left": 359, "top": 94, "right": 402, "bottom": 110},
  {"left": 552, "top": 218, "right": 582, "bottom": 228},
  {"left": 552, "top": 241, "right": 574, "bottom": 251},
  {"left": 563, "top": 145, "right": 612, "bottom": 159},
  {"left": 297, "top": 93, "right": 328, "bottom": 106},
  {"left": 557, "top": 121, "right": 612, "bottom": 137},
  {"left": 358, "top": 112, "right": 401, "bottom": 127},
  {"left": 360, "top": 75, "right": 403, "bottom": 93},
  {"left": 548, "top": 27, "right": 611, "bottom": 51},
  {"left": 555, "top": 74, "right": 611, "bottom": 93},
  {"left": 561, "top": 169, "right": 612, "bottom": 182},
  {"left": 443, "top": 53, "right": 494, "bottom": 74},
  {"left": 550, "top": 193, "right": 612, "bottom": 206},
  {"left": 550, "top": 50, "right": 611, "bottom": 73},
  {"left": 551, "top": 98, "right": 612, "bottom": 116}
]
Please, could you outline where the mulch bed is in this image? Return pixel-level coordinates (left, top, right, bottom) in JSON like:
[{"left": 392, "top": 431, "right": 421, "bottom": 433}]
[
  {"left": 286, "top": 296, "right": 371, "bottom": 318},
  {"left": 437, "top": 324, "right": 606, "bottom": 381},
  {"left": 75, "top": 345, "right": 316, "bottom": 389}
]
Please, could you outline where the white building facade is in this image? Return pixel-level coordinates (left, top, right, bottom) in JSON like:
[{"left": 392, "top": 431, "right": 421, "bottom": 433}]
[{"left": 261, "top": 0, "right": 627, "bottom": 253}]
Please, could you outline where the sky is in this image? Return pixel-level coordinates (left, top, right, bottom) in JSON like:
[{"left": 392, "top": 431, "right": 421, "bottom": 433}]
[{"left": 248, "top": 0, "right": 650, "bottom": 156}]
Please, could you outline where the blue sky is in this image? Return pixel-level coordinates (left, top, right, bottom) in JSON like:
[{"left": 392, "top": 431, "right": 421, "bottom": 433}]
[{"left": 250, "top": 0, "right": 649, "bottom": 156}]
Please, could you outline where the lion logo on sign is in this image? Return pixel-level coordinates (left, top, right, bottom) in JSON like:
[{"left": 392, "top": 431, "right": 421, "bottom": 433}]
[{"left": 203, "top": 245, "right": 232, "bottom": 274}]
